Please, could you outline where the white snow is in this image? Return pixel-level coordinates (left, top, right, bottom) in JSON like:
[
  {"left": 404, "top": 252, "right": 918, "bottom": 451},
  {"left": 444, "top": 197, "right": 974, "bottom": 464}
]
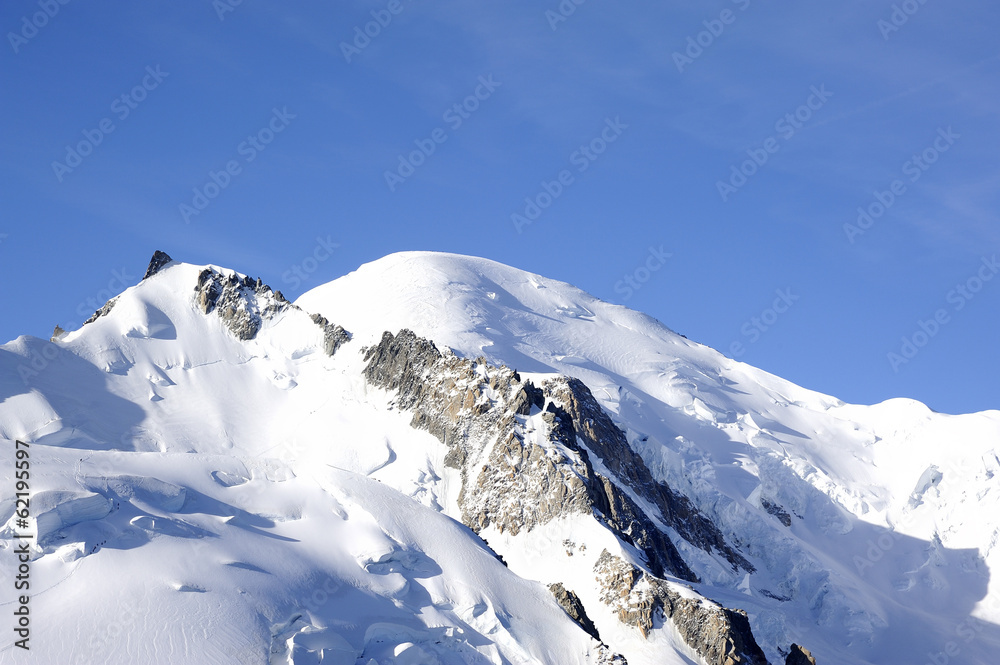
[{"left": 0, "top": 251, "right": 996, "bottom": 664}]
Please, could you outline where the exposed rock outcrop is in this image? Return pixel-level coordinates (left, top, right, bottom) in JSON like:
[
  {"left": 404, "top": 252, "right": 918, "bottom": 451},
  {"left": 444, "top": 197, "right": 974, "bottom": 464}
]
[
  {"left": 550, "top": 582, "right": 602, "bottom": 642},
  {"left": 785, "top": 643, "right": 817, "bottom": 665},
  {"left": 545, "top": 378, "right": 753, "bottom": 572},
  {"left": 761, "top": 498, "right": 792, "bottom": 527},
  {"left": 310, "top": 313, "right": 351, "bottom": 356},
  {"left": 361, "top": 329, "right": 696, "bottom": 581},
  {"left": 359, "top": 329, "right": 781, "bottom": 665},
  {"left": 83, "top": 296, "right": 119, "bottom": 325},
  {"left": 194, "top": 268, "right": 282, "bottom": 341},
  {"left": 143, "top": 250, "right": 174, "bottom": 279},
  {"left": 542, "top": 402, "right": 695, "bottom": 581},
  {"left": 192, "top": 266, "right": 350, "bottom": 356},
  {"left": 594, "top": 550, "right": 768, "bottom": 665}
]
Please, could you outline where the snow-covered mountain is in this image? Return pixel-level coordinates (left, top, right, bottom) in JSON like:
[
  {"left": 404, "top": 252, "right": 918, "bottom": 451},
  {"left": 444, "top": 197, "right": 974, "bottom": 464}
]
[{"left": 1, "top": 250, "right": 998, "bottom": 665}]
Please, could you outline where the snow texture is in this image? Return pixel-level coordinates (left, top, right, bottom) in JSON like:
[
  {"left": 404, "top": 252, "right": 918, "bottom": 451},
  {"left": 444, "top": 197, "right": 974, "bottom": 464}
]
[{"left": 0, "top": 251, "right": 996, "bottom": 664}]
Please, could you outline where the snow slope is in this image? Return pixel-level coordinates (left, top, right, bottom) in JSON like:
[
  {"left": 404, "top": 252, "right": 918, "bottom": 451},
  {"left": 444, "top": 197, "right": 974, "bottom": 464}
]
[
  {"left": 299, "top": 252, "right": 1000, "bottom": 664},
  {"left": 0, "top": 251, "right": 996, "bottom": 664},
  {"left": 0, "top": 260, "right": 610, "bottom": 664}
]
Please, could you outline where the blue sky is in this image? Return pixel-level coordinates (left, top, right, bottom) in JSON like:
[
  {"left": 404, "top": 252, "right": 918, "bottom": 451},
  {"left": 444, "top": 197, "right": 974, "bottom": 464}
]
[{"left": 2, "top": 1, "right": 998, "bottom": 414}]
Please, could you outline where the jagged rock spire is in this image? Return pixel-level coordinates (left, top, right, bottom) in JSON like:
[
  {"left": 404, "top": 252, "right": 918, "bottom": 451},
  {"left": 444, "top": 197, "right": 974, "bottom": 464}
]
[{"left": 143, "top": 250, "right": 174, "bottom": 280}]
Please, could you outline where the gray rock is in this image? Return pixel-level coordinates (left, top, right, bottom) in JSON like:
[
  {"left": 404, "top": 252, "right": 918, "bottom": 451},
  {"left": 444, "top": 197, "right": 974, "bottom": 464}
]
[
  {"left": 361, "top": 331, "right": 696, "bottom": 578},
  {"left": 360, "top": 329, "right": 778, "bottom": 664},
  {"left": 310, "top": 314, "right": 351, "bottom": 356},
  {"left": 194, "top": 268, "right": 293, "bottom": 341},
  {"left": 544, "top": 377, "right": 753, "bottom": 573},
  {"left": 594, "top": 550, "right": 769, "bottom": 665},
  {"left": 83, "top": 296, "right": 119, "bottom": 325},
  {"left": 549, "top": 582, "right": 602, "bottom": 642},
  {"left": 143, "top": 250, "right": 174, "bottom": 279},
  {"left": 363, "top": 329, "right": 443, "bottom": 405},
  {"left": 191, "top": 267, "right": 352, "bottom": 352},
  {"left": 761, "top": 498, "right": 793, "bottom": 527},
  {"left": 361, "top": 330, "right": 746, "bottom": 576},
  {"left": 785, "top": 643, "right": 817, "bottom": 665},
  {"left": 542, "top": 401, "right": 696, "bottom": 581}
]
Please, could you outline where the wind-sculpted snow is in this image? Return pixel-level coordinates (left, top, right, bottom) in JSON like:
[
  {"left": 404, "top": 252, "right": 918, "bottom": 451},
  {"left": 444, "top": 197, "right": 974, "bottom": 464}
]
[
  {"left": 0, "top": 256, "right": 624, "bottom": 664},
  {"left": 301, "top": 251, "right": 1000, "bottom": 665},
  {"left": 0, "top": 251, "right": 998, "bottom": 664}
]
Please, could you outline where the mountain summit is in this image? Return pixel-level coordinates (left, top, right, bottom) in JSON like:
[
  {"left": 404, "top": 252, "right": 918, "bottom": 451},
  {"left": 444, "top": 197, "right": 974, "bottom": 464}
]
[{"left": 1, "top": 251, "right": 997, "bottom": 664}]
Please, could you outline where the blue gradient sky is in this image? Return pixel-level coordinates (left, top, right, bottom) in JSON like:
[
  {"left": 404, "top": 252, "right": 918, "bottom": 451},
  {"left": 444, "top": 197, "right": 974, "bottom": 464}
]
[{"left": 2, "top": 1, "right": 998, "bottom": 414}]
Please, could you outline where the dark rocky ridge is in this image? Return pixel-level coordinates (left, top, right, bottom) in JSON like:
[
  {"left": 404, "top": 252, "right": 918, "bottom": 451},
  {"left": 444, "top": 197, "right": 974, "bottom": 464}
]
[
  {"left": 195, "top": 268, "right": 282, "bottom": 341},
  {"left": 595, "top": 549, "right": 769, "bottom": 665},
  {"left": 544, "top": 378, "right": 753, "bottom": 572},
  {"left": 143, "top": 250, "right": 174, "bottom": 279},
  {"left": 549, "top": 582, "right": 603, "bottom": 643},
  {"left": 360, "top": 329, "right": 783, "bottom": 664},
  {"left": 192, "top": 264, "right": 349, "bottom": 355},
  {"left": 541, "top": 399, "right": 696, "bottom": 581},
  {"left": 761, "top": 498, "right": 793, "bottom": 528},
  {"left": 310, "top": 313, "right": 351, "bottom": 356},
  {"left": 83, "top": 296, "right": 119, "bottom": 325},
  {"left": 362, "top": 329, "right": 696, "bottom": 580}
]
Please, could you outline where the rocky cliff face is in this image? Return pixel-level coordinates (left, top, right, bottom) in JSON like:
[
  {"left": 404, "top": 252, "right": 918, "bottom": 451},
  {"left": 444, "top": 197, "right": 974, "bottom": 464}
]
[
  {"left": 194, "top": 267, "right": 286, "bottom": 341},
  {"left": 361, "top": 330, "right": 700, "bottom": 578},
  {"left": 310, "top": 313, "right": 351, "bottom": 356},
  {"left": 550, "top": 582, "right": 603, "bottom": 642},
  {"left": 594, "top": 550, "right": 768, "bottom": 665},
  {"left": 360, "top": 328, "right": 785, "bottom": 665},
  {"left": 184, "top": 260, "right": 348, "bottom": 355},
  {"left": 544, "top": 378, "right": 753, "bottom": 573}
]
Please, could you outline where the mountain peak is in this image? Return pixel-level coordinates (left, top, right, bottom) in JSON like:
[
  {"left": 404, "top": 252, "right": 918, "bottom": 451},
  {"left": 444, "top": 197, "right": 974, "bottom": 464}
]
[
  {"left": 2, "top": 251, "right": 998, "bottom": 665},
  {"left": 143, "top": 250, "right": 174, "bottom": 280}
]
